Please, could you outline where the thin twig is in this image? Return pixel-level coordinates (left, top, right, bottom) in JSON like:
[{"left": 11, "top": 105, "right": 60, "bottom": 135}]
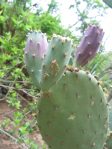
[
  {"left": 0, "top": 128, "right": 29, "bottom": 149},
  {"left": 0, "top": 128, "right": 18, "bottom": 142},
  {"left": 0, "top": 79, "right": 29, "bottom": 83},
  {"left": 0, "top": 84, "right": 40, "bottom": 102}
]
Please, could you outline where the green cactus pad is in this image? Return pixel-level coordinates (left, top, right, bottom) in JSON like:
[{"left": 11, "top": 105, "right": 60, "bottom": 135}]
[
  {"left": 41, "top": 35, "right": 73, "bottom": 90},
  {"left": 38, "top": 68, "right": 108, "bottom": 149}
]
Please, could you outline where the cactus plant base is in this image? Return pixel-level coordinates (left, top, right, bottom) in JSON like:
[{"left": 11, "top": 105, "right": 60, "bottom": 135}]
[{"left": 37, "top": 68, "right": 108, "bottom": 149}]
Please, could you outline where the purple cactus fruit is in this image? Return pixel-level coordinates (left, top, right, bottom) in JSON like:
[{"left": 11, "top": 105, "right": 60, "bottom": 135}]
[
  {"left": 76, "top": 25, "right": 104, "bottom": 66},
  {"left": 24, "top": 31, "right": 48, "bottom": 59}
]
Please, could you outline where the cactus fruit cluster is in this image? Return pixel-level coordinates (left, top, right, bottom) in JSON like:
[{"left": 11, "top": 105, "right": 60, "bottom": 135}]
[{"left": 24, "top": 25, "right": 109, "bottom": 149}]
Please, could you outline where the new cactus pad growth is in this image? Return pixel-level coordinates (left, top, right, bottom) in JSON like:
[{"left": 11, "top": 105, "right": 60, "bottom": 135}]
[
  {"left": 24, "top": 32, "right": 73, "bottom": 90},
  {"left": 76, "top": 25, "right": 104, "bottom": 66},
  {"left": 41, "top": 35, "right": 73, "bottom": 90},
  {"left": 24, "top": 31, "right": 48, "bottom": 89},
  {"left": 24, "top": 29, "right": 108, "bottom": 149}
]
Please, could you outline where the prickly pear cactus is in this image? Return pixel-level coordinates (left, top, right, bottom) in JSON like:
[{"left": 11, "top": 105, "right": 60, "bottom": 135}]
[
  {"left": 24, "top": 29, "right": 108, "bottom": 149},
  {"left": 76, "top": 25, "right": 104, "bottom": 66},
  {"left": 38, "top": 68, "right": 108, "bottom": 149}
]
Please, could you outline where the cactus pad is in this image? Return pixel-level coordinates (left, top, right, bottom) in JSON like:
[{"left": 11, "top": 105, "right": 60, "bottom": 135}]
[
  {"left": 24, "top": 31, "right": 48, "bottom": 88},
  {"left": 38, "top": 68, "right": 108, "bottom": 149},
  {"left": 76, "top": 25, "right": 104, "bottom": 66},
  {"left": 41, "top": 35, "right": 73, "bottom": 90}
]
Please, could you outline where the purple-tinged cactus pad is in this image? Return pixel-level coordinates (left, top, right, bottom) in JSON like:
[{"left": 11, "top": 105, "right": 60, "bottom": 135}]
[
  {"left": 76, "top": 25, "right": 104, "bottom": 66},
  {"left": 24, "top": 31, "right": 48, "bottom": 88},
  {"left": 24, "top": 31, "right": 48, "bottom": 59}
]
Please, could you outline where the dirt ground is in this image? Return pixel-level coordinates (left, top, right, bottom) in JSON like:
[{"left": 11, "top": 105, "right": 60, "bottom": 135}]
[{"left": 0, "top": 101, "right": 45, "bottom": 149}]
